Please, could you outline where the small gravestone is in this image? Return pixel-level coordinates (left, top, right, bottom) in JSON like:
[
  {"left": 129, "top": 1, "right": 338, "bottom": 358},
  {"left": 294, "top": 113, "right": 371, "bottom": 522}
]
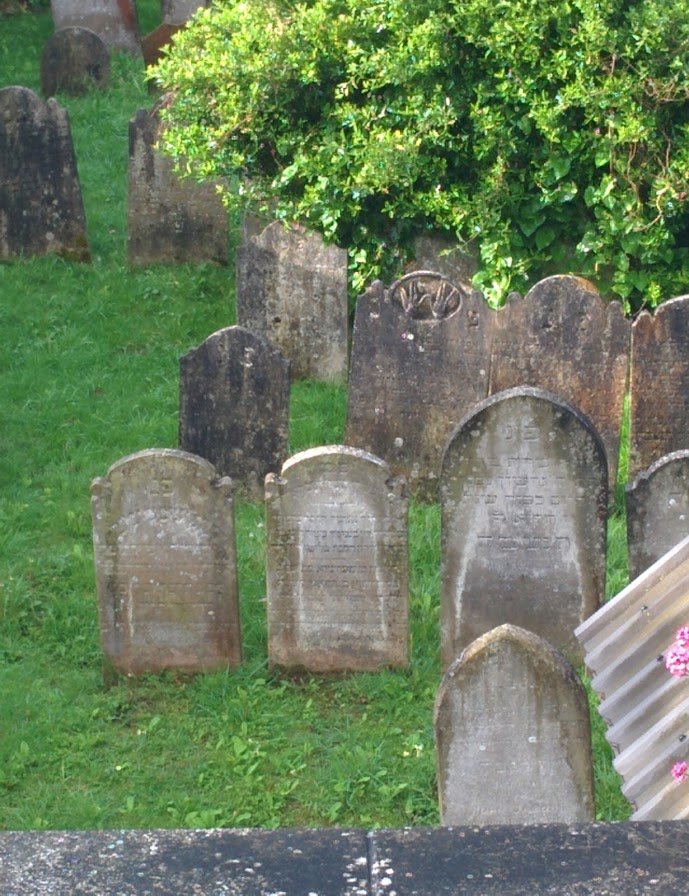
[
  {"left": 434, "top": 624, "right": 595, "bottom": 825},
  {"left": 127, "top": 105, "right": 229, "bottom": 266},
  {"left": 440, "top": 386, "right": 608, "bottom": 667},
  {"left": 91, "top": 449, "right": 241, "bottom": 675},
  {"left": 630, "top": 297, "right": 689, "bottom": 481},
  {"left": 179, "top": 326, "right": 290, "bottom": 502},
  {"left": 490, "top": 275, "right": 630, "bottom": 492},
  {"left": 236, "top": 220, "right": 348, "bottom": 382},
  {"left": 161, "top": 0, "right": 207, "bottom": 24},
  {"left": 0, "top": 86, "right": 89, "bottom": 262},
  {"left": 345, "top": 272, "right": 495, "bottom": 501},
  {"left": 50, "top": 0, "right": 141, "bottom": 55},
  {"left": 41, "top": 27, "right": 110, "bottom": 97},
  {"left": 627, "top": 452, "right": 689, "bottom": 581},
  {"left": 265, "top": 446, "right": 408, "bottom": 671}
]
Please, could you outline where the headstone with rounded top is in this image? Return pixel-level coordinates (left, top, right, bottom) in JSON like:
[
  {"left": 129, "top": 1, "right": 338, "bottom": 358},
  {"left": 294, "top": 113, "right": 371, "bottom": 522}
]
[{"left": 41, "top": 27, "right": 110, "bottom": 97}]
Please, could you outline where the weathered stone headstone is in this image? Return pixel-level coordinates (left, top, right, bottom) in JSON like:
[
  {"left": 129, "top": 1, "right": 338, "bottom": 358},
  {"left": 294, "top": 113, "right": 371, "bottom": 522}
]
[
  {"left": 440, "top": 386, "right": 608, "bottom": 667},
  {"left": 490, "top": 275, "right": 630, "bottom": 492},
  {"left": 576, "top": 535, "right": 689, "bottom": 820},
  {"left": 236, "top": 220, "right": 348, "bottom": 382},
  {"left": 179, "top": 326, "right": 291, "bottom": 502},
  {"left": 50, "top": 0, "right": 141, "bottom": 56},
  {"left": 91, "top": 449, "right": 241, "bottom": 675},
  {"left": 127, "top": 105, "right": 229, "bottom": 266},
  {"left": 41, "top": 27, "right": 110, "bottom": 97},
  {"left": 161, "top": 0, "right": 207, "bottom": 24},
  {"left": 0, "top": 86, "right": 89, "bottom": 262},
  {"left": 434, "top": 624, "right": 595, "bottom": 825},
  {"left": 626, "top": 451, "right": 689, "bottom": 582},
  {"left": 630, "top": 297, "right": 689, "bottom": 481},
  {"left": 265, "top": 446, "right": 408, "bottom": 671},
  {"left": 345, "top": 272, "right": 495, "bottom": 501}
]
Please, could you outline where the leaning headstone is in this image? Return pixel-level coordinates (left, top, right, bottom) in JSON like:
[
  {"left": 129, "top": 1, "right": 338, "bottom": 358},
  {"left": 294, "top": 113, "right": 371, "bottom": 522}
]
[
  {"left": 490, "top": 275, "right": 631, "bottom": 492},
  {"left": 435, "top": 624, "right": 595, "bottom": 825},
  {"left": 142, "top": 23, "right": 184, "bottom": 67},
  {"left": 91, "top": 449, "right": 241, "bottom": 675},
  {"left": 41, "top": 27, "right": 110, "bottom": 97},
  {"left": 627, "top": 452, "right": 689, "bottom": 582},
  {"left": 179, "top": 326, "right": 291, "bottom": 502},
  {"left": 127, "top": 105, "right": 229, "bottom": 266},
  {"left": 50, "top": 0, "right": 141, "bottom": 56},
  {"left": 0, "top": 86, "right": 89, "bottom": 262},
  {"left": 630, "top": 297, "right": 689, "bottom": 481},
  {"left": 345, "top": 272, "right": 495, "bottom": 501},
  {"left": 161, "top": 0, "right": 207, "bottom": 24},
  {"left": 265, "top": 446, "right": 408, "bottom": 671},
  {"left": 236, "top": 220, "right": 348, "bottom": 382},
  {"left": 440, "top": 386, "right": 608, "bottom": 667}
]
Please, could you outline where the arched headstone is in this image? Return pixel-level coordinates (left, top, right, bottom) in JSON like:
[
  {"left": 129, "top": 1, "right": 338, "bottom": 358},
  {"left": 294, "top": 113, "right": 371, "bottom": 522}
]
[{"left": 41, "top": 27, "right": 110, "bottom": 97}]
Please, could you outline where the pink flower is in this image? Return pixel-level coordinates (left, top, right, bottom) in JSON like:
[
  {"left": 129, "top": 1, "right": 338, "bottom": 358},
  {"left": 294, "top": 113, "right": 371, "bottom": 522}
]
[
  {"left": 672, "top": 761, "right": 688, "bottom": 782},
  {"left": 665, "top": 644, "right": 689, "bottom": 677},
  {"left": 676, "top": 627, "right": 689, "bottom": 649}
]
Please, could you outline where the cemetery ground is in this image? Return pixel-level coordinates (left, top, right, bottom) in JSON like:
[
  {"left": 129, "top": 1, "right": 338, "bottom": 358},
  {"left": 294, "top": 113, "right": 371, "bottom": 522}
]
[{"left": 0, "top": 5, "right": 631, "bottom": 830}]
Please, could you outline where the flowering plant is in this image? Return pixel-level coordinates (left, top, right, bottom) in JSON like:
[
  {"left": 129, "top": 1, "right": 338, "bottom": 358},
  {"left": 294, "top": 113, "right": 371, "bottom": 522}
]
[{"left": 666, "top": 627, "right": 689, "bottom": 782}]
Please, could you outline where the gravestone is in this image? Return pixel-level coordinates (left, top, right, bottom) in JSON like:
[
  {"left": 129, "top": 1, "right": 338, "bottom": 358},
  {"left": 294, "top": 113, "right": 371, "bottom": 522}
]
[
  {"left": 627, "top": 451, "right": 689, "bottom": 581},
  {"left": 127, "top": 105, "right": 229, "bottom": 266},
  {"left": 406, "top": 232, "right": 478, "bottom": 285},
  {"left": 179, "top": 326, "right": 290, "bottom": 502},
  {"left": 434, "top": 624, "right": 595, "bottom": 825},
  {"left": 41, "top": 27, "right": 110, "bottom": 97},
  {"left": 630, "top": 297, "right": 689, "bottom": 481},
  {"left": 440, "top": 386, "right": 608, "bottom": 667},
  {"left": 0, "top": 86, "right": 89, "bottom": 262},
  {"left": 490, "top": 275, "right": 630, "bottom": 492},
  {"left": 345, "top": 272, "right": 495, "bottom": 501},
  {"left": 50, "top": 0, "right": 141, "bottom": 55},
  {"left": 236, "top": 220, "right": 348, "bottom": 382},
  {"left": 265, "top": 446, "right": 408, "bottom": 671},
  {"left": 91, "top": 449, "right": 241, "bottom": 675},
  {"left": 576, "top": 535, "right": 689, "bottom": 819},
  {"left": 161, "top": 0, "right": 207, "bottom": 23},
  {"left": 142, "top": 23, "right": 183, "bottom": 67}
]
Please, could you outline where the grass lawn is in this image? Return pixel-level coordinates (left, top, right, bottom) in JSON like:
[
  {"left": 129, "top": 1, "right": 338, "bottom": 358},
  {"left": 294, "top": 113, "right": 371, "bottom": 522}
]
[{"left": 0, "top": 4, "right": 631, "bottom": 830}]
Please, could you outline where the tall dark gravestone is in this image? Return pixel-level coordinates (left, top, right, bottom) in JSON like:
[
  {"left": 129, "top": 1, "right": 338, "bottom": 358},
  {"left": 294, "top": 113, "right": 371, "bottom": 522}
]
[
  {"left": 127, "top": 106, "right": 229, "bottom": 266},
  {"left": 179, "top": 326, "right": 291, "bottom": 502},
  {"left": 50, "top": 0, "right": 141, "bottom": 56},
  {"left": 41, "top": 27, "right": 110, "bottom": 97},
  {"left": 630, "top": 297, "right": 689, "bottom": 481},
  {"left": 440, "top": 387, "right": 608, "bottom": 667},
  {"left": 490, "top": 275, "right": 630, "bottom": 492},
  {"left": 345, "top": 272, "right": 495, "bottom": 501},
  {"left": 0, "top": 86, "right": 89, "bottom": 262}
]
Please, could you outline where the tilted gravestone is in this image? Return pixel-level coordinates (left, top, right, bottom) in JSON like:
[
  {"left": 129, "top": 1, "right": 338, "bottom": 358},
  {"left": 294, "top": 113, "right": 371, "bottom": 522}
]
[
  {"left": 161, "top": 0, "right": 208, "bottom": 24},
  {"left": 440, "top": 386, "right": 608, "bottom": 667},
  {"left": 490, "top": 275, "right": 630, "bottom": 492},
  {"left": 345, "top": 272, "right": 495, "bottom": 501},
  {"left": 265, "top": 446, "right": 408, "bottom": 672},
  {"left": 41, "top": 27, "right": 110, "bottom": 97},
  {"left": 236, "top": 220, "right": 348, "bottom": 382},
  {"left": 630, "top": 297, "right": 689, "bottom": 481},
  {"left": 50, "top": 0, "right": 141, "bottom": 55},
  {"left": 91, "top": 449, "right": 241, "bottom": 675},
  {"left": 142, "top": 23, "right": 184, "bottom": 67},
  {"left": 179, "top": 326, "right": 291, "bottom": 503},
  {"left": 627, "top": 451, "right": 689, "bottom": 582},
  {"left": 127, "top": 105, "right": 229, "bottom": 266},
  {"left": 0, "top": 86, "right": 89, "bottom": 262},
  {"left": 576, "top": 535, "right": 689, "bottom": 820},
  {"left": 435, "top": 624, "right": 595, "bottom": 825}
]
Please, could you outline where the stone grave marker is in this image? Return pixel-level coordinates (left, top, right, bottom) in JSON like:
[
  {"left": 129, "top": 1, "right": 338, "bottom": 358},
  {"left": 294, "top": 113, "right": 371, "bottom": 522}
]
[
  {"left": 41, "top": 27, "right": 110, "bottom": 97},
  {"left": 576, "top": 535, "right": 689, "bottom": 819},
  {"left": 0, "top": 86, "right": 89, "bottom": 262},
  {"left": 127, "top": 105, "right": 229, "bottom": 266},
  {"left": 434, "top": 624, "right": 595, "bottom": 825},
  {"left": 50, "top": 0, "right": 141, "bottom": 56},
  {"left": 265, "top": 446, "right": 408, "bottom": 671},
  {"left": 440, "top": 386, "right": 608, "bottom": 667},
  {"left": 406, "top": 232, "right": 478, "bottom": 285},
  {"left": 91, "top": 448, "right": 241, "bottom": 675},
  {"left": 630, "top": 297, "right": 689, "bottom": 481},
  {"left": 142, "top": 23, "right": 184, "bottom": 67},
  {"left": 345, "top": 272, "right": 495, "bottom": 501},
  {"left": 627, "top": 451, "right": 689, "bottom": 582},
  {"left": 236, "top": 220, "right": 348, "bottom": 382},
  {"left": 161, "top": 0, "right": 208, "bottom": 24},
  {"left": 489, "top": 275, "right": 631, "bottom": 492},
  {"left": 179, "top": 326, "right": 291, "bottom": 502}
]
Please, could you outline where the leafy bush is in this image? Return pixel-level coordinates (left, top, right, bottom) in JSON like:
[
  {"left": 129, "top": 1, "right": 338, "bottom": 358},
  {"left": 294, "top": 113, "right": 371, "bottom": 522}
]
[{"left": 152, "top": 0, "right": 689, "bottom": 308}]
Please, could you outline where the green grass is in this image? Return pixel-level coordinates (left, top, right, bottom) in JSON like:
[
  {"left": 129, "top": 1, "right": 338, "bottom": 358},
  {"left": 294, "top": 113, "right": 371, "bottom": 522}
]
[{"left": 0, "top": 6, "right": 631, "bottom": 831}]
